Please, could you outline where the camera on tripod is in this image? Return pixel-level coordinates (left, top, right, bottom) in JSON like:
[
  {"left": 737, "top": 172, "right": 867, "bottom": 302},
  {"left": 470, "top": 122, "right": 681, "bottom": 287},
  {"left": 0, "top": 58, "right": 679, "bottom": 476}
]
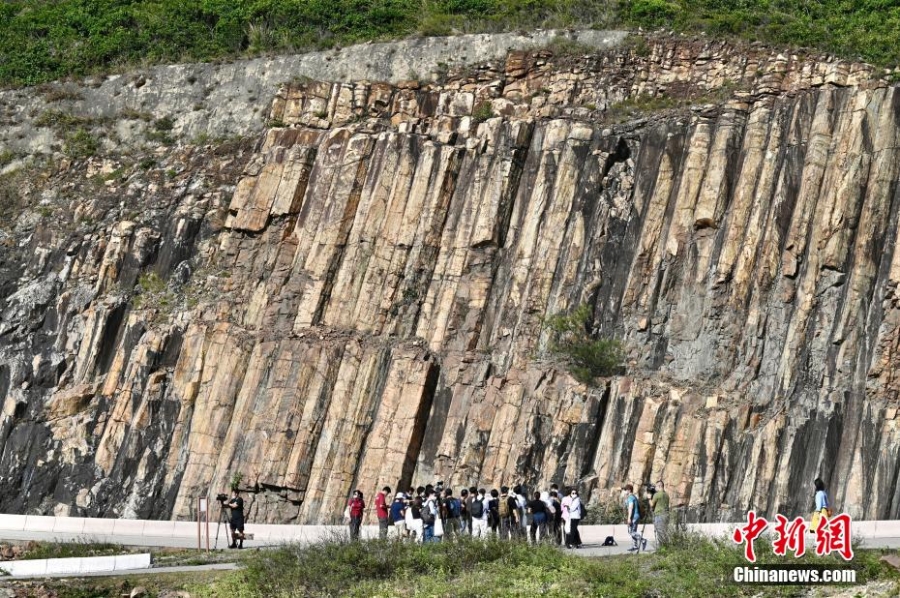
[
  {"left": 216, "top": 493, "right": 229, "bottom": 503},
  {"left": 644, "top": 483, "right": 656, "bottom": 498}
]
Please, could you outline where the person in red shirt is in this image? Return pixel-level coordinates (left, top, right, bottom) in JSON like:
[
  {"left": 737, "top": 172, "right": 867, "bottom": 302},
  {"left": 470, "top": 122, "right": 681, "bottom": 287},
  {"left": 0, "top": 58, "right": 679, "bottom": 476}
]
[
  {"left": 375, "top": 486, "right": 392, "bottom": 539},
  {"left": 347, "top": 490, "right": 366, "bottom": 541}
]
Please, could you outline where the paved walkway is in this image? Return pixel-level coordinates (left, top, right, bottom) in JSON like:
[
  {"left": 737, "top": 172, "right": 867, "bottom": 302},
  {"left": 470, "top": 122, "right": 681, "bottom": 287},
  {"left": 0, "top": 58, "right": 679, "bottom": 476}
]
[{"left": 0, "top": 514, "right": 897, "bottom": 554}]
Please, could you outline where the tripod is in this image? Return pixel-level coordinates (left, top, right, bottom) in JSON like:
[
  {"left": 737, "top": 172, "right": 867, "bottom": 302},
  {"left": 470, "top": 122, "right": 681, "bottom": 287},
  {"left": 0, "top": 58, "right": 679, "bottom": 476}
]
[{"left": 213, "top": 502, "right": 231, "bottom": 550}]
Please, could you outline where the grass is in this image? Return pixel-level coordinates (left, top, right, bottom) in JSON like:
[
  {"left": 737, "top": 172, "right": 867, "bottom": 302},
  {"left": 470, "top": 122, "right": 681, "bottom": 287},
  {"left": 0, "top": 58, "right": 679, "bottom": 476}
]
[
  {"left": 184, "top": 533, "right": 900, "bottom": 598},
  {"left": 2, "top": 1, "right": 900, "bottom": 89}
]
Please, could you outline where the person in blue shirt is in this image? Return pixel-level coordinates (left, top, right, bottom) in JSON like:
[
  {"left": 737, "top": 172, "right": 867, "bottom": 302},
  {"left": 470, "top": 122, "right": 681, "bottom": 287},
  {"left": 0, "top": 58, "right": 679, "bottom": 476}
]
[
  {"left": 622, "top": 484, "right": 646, "bottom": 552},
  {"left": 390, "top": 493, "right": 407, "bottom": 539}
]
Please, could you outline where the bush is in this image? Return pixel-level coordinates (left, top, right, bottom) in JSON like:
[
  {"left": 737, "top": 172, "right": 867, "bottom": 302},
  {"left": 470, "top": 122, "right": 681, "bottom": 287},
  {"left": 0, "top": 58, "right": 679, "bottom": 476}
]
[{"left": 545, "top": 304, "right": 624, "bottom": 385}]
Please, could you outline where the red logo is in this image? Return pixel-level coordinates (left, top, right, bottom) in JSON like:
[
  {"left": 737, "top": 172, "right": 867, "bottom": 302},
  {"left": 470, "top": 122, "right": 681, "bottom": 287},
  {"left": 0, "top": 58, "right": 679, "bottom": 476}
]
[
  {"left": 732, "top": 511, "right": 768, "bottom": 562},
  {"left": 733, "top": 512, "right": 853, "bottom": 561}
]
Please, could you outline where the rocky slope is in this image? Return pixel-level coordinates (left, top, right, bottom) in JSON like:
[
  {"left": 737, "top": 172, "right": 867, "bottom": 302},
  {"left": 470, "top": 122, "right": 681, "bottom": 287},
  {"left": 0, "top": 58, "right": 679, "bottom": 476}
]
[{"left": 1, "top": 32, "right": 898, "bottom": 524}]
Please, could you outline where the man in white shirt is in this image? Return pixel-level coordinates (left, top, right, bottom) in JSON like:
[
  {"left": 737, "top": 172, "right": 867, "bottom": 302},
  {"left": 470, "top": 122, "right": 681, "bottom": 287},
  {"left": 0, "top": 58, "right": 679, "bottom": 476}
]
[
  {"left": 514, "top": 485, "right": 528, "bottom": 534},
  {"left": 471, "top": 488, "right": 489, "bottom": 538}
]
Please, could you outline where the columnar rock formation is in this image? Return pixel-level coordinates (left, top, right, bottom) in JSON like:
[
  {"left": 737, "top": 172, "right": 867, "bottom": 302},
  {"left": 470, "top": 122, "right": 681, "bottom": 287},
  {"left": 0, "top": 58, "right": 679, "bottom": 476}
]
[{"left": 1, "top": 35, "right": 898, "bottom": 523}]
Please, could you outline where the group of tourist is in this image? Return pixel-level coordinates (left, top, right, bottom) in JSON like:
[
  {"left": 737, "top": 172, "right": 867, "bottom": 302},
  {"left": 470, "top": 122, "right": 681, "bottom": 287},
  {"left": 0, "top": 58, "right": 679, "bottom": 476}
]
[
  {"left": 347, "top": 479, "right": 674, "bottom": 552},
  {"left": 347, "top": 480, "right": 651, "bottom": 549}
]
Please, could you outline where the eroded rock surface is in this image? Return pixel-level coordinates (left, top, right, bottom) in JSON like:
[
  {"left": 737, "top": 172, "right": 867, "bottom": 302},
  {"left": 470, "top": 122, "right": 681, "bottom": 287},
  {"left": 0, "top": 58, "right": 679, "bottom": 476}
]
[{"left": 1, "top": 35, "right": 898, "bottom": 523}]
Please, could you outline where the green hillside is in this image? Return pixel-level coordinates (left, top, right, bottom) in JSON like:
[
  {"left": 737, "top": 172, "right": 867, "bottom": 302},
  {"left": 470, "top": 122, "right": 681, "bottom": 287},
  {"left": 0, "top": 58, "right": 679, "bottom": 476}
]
[{"left": 1, "top": 0, "right": 898, "bottom": 87}]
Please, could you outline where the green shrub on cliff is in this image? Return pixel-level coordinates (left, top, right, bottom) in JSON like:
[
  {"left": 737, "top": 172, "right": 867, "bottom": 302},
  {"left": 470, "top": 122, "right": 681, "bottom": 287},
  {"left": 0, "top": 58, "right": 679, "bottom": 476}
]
[{"left": 546, "top": 303, "right": 624, "bottom": 385}]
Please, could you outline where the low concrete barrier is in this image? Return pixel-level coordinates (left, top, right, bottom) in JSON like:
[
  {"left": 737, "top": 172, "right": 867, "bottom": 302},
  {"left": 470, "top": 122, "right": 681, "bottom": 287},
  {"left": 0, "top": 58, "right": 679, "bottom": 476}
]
[{"left": 0, "top": 553, "right": 150, "bottom": 577}]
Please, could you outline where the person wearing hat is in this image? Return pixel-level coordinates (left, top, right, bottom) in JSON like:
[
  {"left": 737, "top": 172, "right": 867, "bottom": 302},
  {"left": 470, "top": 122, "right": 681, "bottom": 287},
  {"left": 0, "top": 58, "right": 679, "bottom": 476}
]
[{"left": 390, "top": 492, "right": 407, "bottom": 539}]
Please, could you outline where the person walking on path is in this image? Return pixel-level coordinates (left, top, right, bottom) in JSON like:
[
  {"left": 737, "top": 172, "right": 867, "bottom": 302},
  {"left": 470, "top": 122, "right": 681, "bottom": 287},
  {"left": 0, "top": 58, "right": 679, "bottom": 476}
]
[
  {"left": 375, "top": 486, "right": 391, "bottom": 540},
  {"left": 390, "top": 492, "right": 407, "bottom": 539},
  {"left": 527, "top": 491, "right": 549, "bottom": 544},
  {"left": 811, "top": 477, "right": 833, "bottom": 532},
  {"left": 563, "top": 488, "right": 583, "bottom": 548},
  {"left": 622, "top": 484, "right": 645, "bottom": 552},
  {"left": 649, "top": 481, "right": 670, "bottom": 546},
  {"left": 347, "top": 490, "right": 366, "bottom": 541}
]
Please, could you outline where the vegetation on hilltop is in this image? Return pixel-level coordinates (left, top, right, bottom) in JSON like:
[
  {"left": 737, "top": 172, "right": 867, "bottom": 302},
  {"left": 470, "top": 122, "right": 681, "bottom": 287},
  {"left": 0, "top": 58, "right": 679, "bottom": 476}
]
[{"left": 2, "top": 1, "right": 900, "bottom": 88}]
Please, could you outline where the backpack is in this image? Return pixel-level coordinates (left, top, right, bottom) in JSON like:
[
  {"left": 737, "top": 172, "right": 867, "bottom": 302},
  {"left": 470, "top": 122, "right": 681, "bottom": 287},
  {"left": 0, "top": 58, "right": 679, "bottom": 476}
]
[
  {"left": 422, "top": 500, "right": 436, "bottom": 524},
  {"left": 579, "top": 502, "right": 587, "bottom": 519},
  {"left": 499, "top": 497, "right": 510, "bottom": 518},
  {"left": 449, "top": 498, "right": 461, "bottom": 518},
  {"left": 470, "top": 498, "right": 484, "bottom": 518},
  {"left": 602, "top": 536, "right": 617, "bottom": 546}
]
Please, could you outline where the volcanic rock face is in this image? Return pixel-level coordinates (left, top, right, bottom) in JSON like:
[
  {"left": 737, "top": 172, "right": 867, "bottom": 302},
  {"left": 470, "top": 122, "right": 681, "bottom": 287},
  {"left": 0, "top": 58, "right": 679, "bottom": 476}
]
[{"left": 1, "top": 36, "right": 899, "bottom": 523}]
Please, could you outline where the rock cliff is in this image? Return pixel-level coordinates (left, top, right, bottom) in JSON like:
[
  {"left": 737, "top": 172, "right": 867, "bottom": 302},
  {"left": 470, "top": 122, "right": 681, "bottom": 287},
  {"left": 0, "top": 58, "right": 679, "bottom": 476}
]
[{"left": 1, "top": 33, "right": 898, "bottom": 524}]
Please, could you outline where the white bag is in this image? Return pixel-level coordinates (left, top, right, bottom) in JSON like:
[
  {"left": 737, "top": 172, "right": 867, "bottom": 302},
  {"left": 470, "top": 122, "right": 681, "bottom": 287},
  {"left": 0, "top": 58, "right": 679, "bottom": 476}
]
[
  {"left": 434, "top": 517, "right": 444, "bottom": 537},
  {"left": 343, "top": 506, "right": 350, "bottom": 523}
]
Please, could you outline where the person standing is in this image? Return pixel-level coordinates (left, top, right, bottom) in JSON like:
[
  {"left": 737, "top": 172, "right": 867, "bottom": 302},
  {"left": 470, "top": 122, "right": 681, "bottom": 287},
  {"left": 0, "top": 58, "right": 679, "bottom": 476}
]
[
  {"left": 422, "top": 490, "right": 439, "bottom": 543},
  {"left": 390, "top": 492, "right": 407, "bottom": 539},
  {"left": 408, "top": 496, "right": 424, "bottom": 543},
  {"left": 622, "top": 484, "right": 645, "bottom": 552},
  {"left": 527, "top": 491, "right": 549, "bottom": 544},
  {"left": 471, "top": 489, "right": 489, "bottom": 538},
  {"left": 347, "top": 490, "right": 366, "bottom": 541},
  {"left": 488, "top": 489, "right": 501, "bottom": 535},
  {"left": 563, "top": 488, "right": 583, "bottom": 548},
  {"left": 513, "top": 485, "right": 528, "bottom": 537},
  {"left": 442, "top": 488, "right": 462, "bottom": 537},
  {"left": 549, "top": 490, "right": 563, "bottom": 544},
  {"left": 224, "top": 489, "right": 245, "bottom": 549},
  {"left": 459, "top": 488, "right": 470, "bottom": 534},
  {"left": 499, "top": 487, "right": 519, "bottom": 540},
  {"left": 649, "top": 481, "right": 670, "bottom": 546},
  {"left": 375, "top": 486, "right": 391, "bottom": 540},
  {"left": 466, "top": 486, "right": 478, "bottom": 535}
]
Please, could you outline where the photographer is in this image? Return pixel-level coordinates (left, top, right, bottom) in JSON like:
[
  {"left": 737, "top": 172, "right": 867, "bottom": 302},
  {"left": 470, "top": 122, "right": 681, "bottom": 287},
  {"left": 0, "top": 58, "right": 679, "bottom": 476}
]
[
  {"left": 222, "top": 489, "right": 245, "bottom": 549},
  {"left": 649, "top": 480, "right": 670, "bottom": 546}
]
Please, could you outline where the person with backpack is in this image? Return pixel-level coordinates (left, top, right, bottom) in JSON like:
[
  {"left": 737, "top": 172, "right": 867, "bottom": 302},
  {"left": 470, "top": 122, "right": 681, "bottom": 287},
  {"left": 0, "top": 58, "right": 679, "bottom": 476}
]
[
  {"left": 471, "top": 488, "right": 489, "bottom": 538},
  {"left": 563, "top": 488, "right": 583, "bottom": 548},
  {"left": 347, "top": 490, "right": 366, "bottom": 541},
  {"left": 466, "top": 486, "right": 478, "bottom": 534},
  {"left": 442, "top": 488, "right": 462, "bottom": 536},
  {"left": 422, "top": 489, "right": 440, "bottom": 543},
  {"left": 488, "top": 489, "right": 501, "bottom": 535},
  {"left": 622, "top": 484, "right": 646, "bottom": 552},
  {"left": 498, "top": 486, "right": 519, "bottom": 540}
]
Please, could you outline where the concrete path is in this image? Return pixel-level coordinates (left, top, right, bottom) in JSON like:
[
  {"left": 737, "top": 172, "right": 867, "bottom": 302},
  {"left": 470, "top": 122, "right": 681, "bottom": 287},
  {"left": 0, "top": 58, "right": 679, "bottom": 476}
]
[{"left": 0, "top": 513, "right": 897, "bottom": 553}]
